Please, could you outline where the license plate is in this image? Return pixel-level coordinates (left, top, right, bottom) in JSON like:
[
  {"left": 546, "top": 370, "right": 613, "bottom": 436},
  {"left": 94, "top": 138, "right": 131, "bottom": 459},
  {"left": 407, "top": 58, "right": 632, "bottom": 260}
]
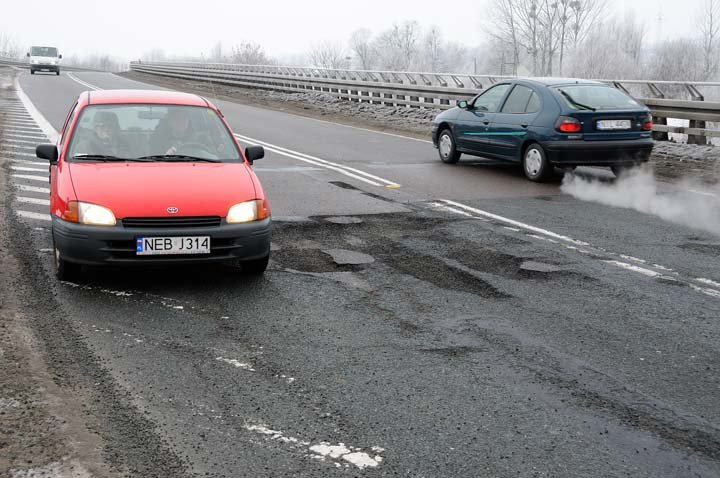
[
  {"left": 596, "top": 119, "right": 631, "bottom": 130},
  {"left": 136, "top": 236, "right": 210, "bottom": 256}
]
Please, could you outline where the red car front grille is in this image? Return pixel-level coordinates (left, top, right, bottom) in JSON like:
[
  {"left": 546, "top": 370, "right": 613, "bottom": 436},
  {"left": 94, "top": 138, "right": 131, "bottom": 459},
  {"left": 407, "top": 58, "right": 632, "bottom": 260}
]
[{"left": 121, "top": 216, "right": 222, "bottom": 228}]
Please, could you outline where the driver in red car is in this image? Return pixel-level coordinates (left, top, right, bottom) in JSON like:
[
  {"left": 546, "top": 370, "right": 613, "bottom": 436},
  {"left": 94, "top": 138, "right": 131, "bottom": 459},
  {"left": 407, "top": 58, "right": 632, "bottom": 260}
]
[{"left": 150, "top": 108, "right": 225, "bottom": 156}]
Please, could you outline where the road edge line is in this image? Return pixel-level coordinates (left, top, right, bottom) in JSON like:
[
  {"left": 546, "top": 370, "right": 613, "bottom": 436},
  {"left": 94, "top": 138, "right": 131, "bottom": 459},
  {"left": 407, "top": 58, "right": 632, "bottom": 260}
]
[{"left": 13, "top": 75, "right": 59, "bottom": 143}]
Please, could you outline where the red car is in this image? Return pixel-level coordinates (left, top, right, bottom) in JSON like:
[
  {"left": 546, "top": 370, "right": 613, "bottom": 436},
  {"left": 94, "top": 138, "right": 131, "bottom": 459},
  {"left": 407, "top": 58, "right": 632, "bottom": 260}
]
[{"left": 36, "top": 90, "right": 271, "bottom": 280}]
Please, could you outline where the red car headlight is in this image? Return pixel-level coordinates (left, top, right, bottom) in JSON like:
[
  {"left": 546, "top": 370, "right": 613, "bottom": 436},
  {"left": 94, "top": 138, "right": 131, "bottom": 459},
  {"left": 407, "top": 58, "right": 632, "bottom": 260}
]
[{"left": 62, "top": 201, "right": 116, "bottom": 226}]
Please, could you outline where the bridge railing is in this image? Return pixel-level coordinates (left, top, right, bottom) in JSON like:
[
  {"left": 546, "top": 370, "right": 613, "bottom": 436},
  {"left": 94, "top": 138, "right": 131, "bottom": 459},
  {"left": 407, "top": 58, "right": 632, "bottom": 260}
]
[{"left": 125, "top": 60, "right": 720, "bottom": 143}]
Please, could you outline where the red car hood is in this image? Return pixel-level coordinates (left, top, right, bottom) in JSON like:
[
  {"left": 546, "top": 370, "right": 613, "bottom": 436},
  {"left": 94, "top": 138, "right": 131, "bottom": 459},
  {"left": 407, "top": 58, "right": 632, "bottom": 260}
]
[{"left": 68, "top": 162, "right": 257, "bottom": 219}]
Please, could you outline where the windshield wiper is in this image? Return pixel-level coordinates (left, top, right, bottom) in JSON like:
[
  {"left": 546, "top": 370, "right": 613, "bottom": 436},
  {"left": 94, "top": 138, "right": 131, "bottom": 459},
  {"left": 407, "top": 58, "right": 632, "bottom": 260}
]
[
  {"left": 558, "top": 89, "right": 596, "bottom": 111},
  {"left": 71, "top": 154, "right": 125, "bottom": 161},
  {"left": 72, "top": 154, "right": 154, "bottom": 162},
  {"left": 137, "top": 155, "right": 222, "bottom": 163}
]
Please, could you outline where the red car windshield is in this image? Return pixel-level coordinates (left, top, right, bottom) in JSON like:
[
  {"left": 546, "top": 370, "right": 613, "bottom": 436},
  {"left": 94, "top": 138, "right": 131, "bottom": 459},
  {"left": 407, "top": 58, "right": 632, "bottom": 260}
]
[{"left": 67, "top": 104, "right": 242, "bottom": 162}]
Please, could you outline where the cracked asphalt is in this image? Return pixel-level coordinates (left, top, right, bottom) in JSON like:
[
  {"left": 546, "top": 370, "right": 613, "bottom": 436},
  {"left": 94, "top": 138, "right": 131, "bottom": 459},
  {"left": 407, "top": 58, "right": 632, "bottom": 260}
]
[{"left": 1, "top": 67, "right": 719, "bottom": 477}]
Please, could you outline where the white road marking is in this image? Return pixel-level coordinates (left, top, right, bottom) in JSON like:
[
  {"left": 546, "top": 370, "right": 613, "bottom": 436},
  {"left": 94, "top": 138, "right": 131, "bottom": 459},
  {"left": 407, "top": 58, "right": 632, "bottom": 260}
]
[
  {"left": 440, "top": 199, "right": 590, "bottom": 246},
  {"left": 11, "top": 165, "right": 46, "bottom": 172},
  {"left": 16, "top": 196, "right": 50, "bottom": 206},
  {"left": 11, "top": 159, "right": 47, "bottom": 166},
  {"left": 528, "top": 234, "right": 559, "bottom": 244},
  {"left": 1, "top": 150, "right": 37, "bottom": 157},
  {"left": 690, "top": 285, "right": 720, "bottom": 298},
  {"left": 3, "top": 113, "right": 32, "bottom": 120},
  {"left": 16, "top": 210, "right": 51, "bottom": 221},
  {"left": 235, "top": 133, "right": 401, "bottom": 188},
  {"left": 12, "top": 174, "right": 47, "bottom": 182},
  {"left": 5, "top": 120, "right": 38, "bottom": 126},
  {"left": 696, "top": 278, "right": 720, "bottom": 288},
  {"left": 14, "top": 75, "right": 60, "bottom": 142},
  {"left": 216, "top": 357, "right": 255, "bottom": 371},
  {"left": 603, "top": 260, "right": 661, "bottom": 278},
  {"left": 67, "top": 72, "right": 101, "bottom": 91},
  {"left": 620, "top": 255, "right": 647, "bottom": 264},
  {"left": 16, "top": 184, "right": 50, "bottom": 194},
  {"left": 4, "top": 132, "right": 47, "bottom": 140},
  {"left": 3, "top": 138, "right": 40, "bottom": 146},
  {"left": 687, "top": 189, "right": 719, "bottom": 198},
  {"left": 244, "top": 424, "right": 384, "bottom": 469},
  {"left": 5, "top": 127, "right": 44, "bottom": 135}
]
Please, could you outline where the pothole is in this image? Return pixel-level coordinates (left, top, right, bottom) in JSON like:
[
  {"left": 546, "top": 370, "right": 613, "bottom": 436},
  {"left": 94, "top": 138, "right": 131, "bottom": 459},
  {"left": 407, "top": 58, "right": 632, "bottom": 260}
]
[
  {"left": 322, "top": 249, "right": 375, "bottom": 266},
  {"left": 272, "top": 249, "right": 357, "bottom": 273}
]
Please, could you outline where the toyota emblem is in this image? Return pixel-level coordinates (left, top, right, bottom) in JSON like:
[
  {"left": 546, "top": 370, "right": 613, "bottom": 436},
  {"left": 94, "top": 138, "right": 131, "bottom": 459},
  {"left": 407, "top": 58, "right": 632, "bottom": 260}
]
[{"left": 167, "top": 207, "right": 179, "bottom": 215}]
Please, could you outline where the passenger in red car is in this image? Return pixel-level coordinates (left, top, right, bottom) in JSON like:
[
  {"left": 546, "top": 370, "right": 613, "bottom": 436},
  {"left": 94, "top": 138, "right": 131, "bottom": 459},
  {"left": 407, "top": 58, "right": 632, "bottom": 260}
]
[{"left": 75, "top": 111, "right": 123, "bottom": 157}]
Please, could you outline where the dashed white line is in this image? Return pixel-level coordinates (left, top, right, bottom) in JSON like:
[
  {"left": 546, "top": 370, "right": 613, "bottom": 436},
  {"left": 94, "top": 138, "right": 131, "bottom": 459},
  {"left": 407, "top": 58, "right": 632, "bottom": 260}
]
[
  {"left": 244, "top": 424, "right": 384, "bottom": 470},
  {"left": 687, "top": 189, "right": 719, "bottom": 199},
  {"left": 16, "top": 184, "right": 50, "bottom": 194},
  {"left": 11, "top": 165, "right": 47, "bottom": 172},
  {"left": 11, "top": 159, "right": 47, "bottom": 166},
  {"left": 16, "top": 196, "right": 50, "bottom": 206},
  {"left": 16, "top": 211, "right": 51, "bottom": 221},
  {"left": 12, "top": 174, "right": 47, "bottom": 182},
  {"left": 216, "top": 357, "right": 255, "bottom": 371},
  {"left": 3, "top": 138, "right": 40, "bottom": 146},
  {"left": 690, "top": 285, "right": 720, "bottom": 298},
  {"left": 439, "top": 199, "right": 590, "bottom": 246},
  {"left": 5, "top": 128, "right": 44, "bottom": 135},
  {"left": 696, "top": 278, "right": 720, "bottom": 288},
  {"left": 603, "top": 260, "right": 661, "bottom": 278},
  {"left": 1, "top": 150, "right": 37, "bottom": 157},
  {"left": 4, "top": 133, "right": 47, "bottom": 140}
]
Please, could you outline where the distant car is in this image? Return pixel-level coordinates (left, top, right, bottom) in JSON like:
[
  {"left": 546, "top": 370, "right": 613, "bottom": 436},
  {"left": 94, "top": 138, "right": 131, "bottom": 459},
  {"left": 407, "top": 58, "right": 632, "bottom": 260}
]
[
  {"left": 36, "top": 89, "right": 271, "bottom": 280},
  {"left": 431, "top": 78, "right": 654, "bottom": 181},
  {"left": 27, "top": 46, "right": 62, "bottom": 75}
]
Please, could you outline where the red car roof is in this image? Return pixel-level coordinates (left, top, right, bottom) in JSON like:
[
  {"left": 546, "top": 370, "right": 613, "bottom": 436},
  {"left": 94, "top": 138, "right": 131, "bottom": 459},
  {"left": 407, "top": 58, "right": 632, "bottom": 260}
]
[{"left": 83, "top": 89, "right": 210, "bottom": 107}]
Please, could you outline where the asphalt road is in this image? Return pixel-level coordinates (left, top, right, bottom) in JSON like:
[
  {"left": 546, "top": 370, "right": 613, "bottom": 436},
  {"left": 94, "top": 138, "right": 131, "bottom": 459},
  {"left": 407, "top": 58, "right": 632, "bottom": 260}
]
[{"left": 2, "top": 69, "right": 720, "bottom": 477}]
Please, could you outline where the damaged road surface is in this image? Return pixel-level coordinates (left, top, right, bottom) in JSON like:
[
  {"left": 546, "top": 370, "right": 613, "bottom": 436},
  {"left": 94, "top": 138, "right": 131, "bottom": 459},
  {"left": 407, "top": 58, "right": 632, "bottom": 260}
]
[{"left": 2, "top": 67, "right": 720, "bottom": 477}]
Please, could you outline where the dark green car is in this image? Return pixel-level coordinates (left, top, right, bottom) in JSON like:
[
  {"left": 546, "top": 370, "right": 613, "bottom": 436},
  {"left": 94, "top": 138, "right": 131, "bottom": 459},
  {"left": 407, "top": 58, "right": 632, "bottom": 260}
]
[{"left": 431, "top": 78, "right": 654, "bottom": 182}]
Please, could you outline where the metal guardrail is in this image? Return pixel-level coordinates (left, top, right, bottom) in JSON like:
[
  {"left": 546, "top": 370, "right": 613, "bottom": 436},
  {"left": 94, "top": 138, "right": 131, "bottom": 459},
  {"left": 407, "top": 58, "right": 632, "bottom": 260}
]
[{"left": 126, "top": 61, "right": 720, "bottom": 143}]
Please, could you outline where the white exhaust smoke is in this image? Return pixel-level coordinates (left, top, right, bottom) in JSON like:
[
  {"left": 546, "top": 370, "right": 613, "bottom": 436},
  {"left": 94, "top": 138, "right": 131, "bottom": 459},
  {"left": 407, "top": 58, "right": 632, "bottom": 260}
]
[{"left": 561, "top": 168, "right": 720, "bottom": 236}]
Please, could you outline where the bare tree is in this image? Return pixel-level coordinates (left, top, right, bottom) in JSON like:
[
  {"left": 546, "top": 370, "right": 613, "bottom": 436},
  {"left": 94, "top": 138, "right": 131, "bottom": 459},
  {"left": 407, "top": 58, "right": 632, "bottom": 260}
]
[
  {"left": 423, "top": 27, "right": 443, "bottom": 72},
  {"left": 231, "top": 42, "right": 270, "bottom": 65},
  {"left": 349, "top": 29, "right": 375, "bottom": 70},
  {"left": 649, "top": 38, "right": 705, "bottom": 81},
  {"left": 0, "top": 33, "right": 22, "bottom": 59},
  {"left": 141, "top": 49, "right": 167, "bottom": 62},
  {"left": 567, "top": 16, "right": 645, "bottom": 80},
  {"left": 373, "top": 21, "right": 420, "bottom": 71},
  {"left": 484, "top": 0, "right": 522, "bottom": 73},
  {"left": 308, "top": 41, "right": 348, "bottom": 69},
  {"left": 209, "top": 41, "right": 224, "bottom": 62},
  {"left": 486, "top": 0, "right": 606, "bottom": 76},
  {"left": 699, "top": 0, "right": 720, "bottom": 80}
]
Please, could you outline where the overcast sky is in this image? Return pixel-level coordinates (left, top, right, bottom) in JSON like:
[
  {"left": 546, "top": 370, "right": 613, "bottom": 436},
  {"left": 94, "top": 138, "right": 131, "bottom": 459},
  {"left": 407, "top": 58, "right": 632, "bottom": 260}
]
[{"left": 0, "top": 0, "right": 700, "bottom": 60}]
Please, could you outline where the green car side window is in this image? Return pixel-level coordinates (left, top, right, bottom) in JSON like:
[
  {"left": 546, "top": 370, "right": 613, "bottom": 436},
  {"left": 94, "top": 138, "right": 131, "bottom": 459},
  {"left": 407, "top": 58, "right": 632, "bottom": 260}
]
[{"left": 472, "top": 84, "right": 512, "bottom": 113}]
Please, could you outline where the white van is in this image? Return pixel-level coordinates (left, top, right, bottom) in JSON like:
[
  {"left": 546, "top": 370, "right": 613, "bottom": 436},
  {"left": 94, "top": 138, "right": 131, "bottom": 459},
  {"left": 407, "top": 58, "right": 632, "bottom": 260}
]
[{"left": 27, "top": 46, "right": 62, "bottom": 75}]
